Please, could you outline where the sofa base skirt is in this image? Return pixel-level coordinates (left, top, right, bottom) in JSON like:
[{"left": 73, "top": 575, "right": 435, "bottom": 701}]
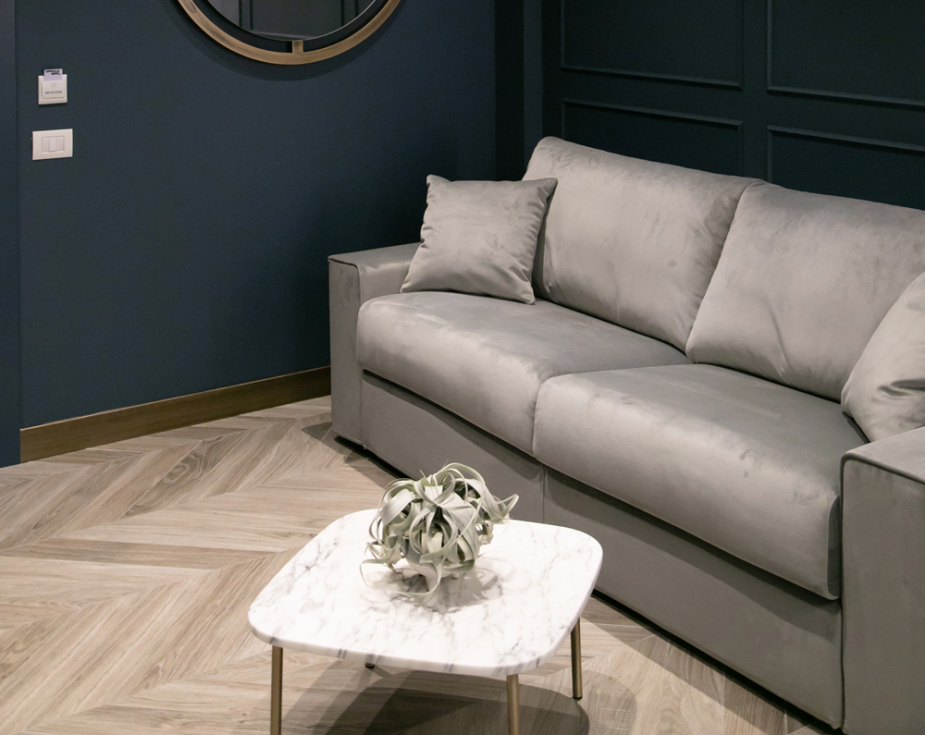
[
  {"left": 545, "top": 470, "right": 844, "bottom": 727},
  {"left": 360, "top": 373, "right": 545, "bottom": 522}
]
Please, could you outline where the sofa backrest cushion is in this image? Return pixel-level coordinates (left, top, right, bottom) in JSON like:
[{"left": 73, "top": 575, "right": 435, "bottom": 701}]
[
  {"left": 524, "top": 137, "right": 755, "bottom": 350},
  {"left": 688, "top": 182, "right": 925, "bottom": 401},
  {"left": 842, "top": 271, "right": 925, "bottom": 442}
]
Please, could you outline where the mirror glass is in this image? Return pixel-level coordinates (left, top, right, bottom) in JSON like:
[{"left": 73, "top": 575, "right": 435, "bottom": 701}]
[{"left": 205, "top": 0, "right": 376, "bottom": 41}]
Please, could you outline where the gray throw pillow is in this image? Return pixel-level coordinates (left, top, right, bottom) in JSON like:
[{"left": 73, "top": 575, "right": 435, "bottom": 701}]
[
  {"left": 843, "top": 271, "right": 925, "bottom": 441},
  {"left": 401, "top": 175, "right": 558, "bottom": 304}
]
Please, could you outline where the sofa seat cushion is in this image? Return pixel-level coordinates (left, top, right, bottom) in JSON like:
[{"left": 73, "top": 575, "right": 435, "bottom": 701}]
[
  {"left": 534, "top": 364, "right": 867, "bottom": 598},
  {"left": 357, "top": 292, "right": 689, "bottom": 454}
]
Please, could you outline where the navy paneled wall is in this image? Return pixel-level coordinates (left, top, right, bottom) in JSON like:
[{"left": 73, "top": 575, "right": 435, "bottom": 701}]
[
  {"left": 15, "top": 0, "right": 495, "bottom": 430},
  {"left": 543, "top": 0, "right": 925, "bottom": 209}
]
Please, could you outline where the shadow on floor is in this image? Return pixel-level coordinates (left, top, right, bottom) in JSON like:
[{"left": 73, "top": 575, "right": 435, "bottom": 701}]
[{"left": 284, "top": 668, "right": 593, "bottom": 734}]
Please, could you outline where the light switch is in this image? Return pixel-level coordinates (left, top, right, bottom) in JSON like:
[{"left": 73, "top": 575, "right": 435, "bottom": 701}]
[
  {"left": 42, "top": 136, "right": 65, "bottom": 153},
  {"left": 33, "top": 129, "right": 73, "bottom": 160},
  {"left": 38, "top": 73, "right": 68, "bottom": 105}
]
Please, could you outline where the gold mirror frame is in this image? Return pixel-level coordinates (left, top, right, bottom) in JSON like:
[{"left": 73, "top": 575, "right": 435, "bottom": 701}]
[{"left": 176, "top": 0, "right": 402, "bottom": 65}]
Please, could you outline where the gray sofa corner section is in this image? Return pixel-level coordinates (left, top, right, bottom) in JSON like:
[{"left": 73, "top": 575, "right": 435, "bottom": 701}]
[
  {"left": 328, "top": 243, "right": 419, "bottom": 444},
  {"left": 842, "top": 427, "right": 925, "bottom": 735}
]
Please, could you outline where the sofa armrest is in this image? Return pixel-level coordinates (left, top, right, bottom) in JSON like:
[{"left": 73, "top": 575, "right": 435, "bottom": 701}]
[
  {"left": 328, "top": 243, "right": 419, "bottom": 444},
  {"left": 842, "top": 427, "right": 925, "bottom": 735}
]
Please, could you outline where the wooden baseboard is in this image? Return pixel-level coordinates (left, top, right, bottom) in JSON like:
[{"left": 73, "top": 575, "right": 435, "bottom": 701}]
[{"left": 20, "top": 366, "right": 331, "bottom": 463}]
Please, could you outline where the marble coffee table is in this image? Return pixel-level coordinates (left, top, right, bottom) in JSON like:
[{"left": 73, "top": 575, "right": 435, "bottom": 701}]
[{"left": 249, "top": 509, "right": 602, "bottom": 734}]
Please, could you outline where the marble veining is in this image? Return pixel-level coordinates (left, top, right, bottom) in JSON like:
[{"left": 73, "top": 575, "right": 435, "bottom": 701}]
[{"left": 248, "top": 509, "right": 603, "bottom": 676}]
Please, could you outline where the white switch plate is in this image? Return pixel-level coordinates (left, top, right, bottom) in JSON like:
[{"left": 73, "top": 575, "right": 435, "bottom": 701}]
[
  {"left": 33, "top": 129, "right": 73, "bottom": 160},
  {"left": 38, "top": 74, "right": 68, "bottom": 105}
]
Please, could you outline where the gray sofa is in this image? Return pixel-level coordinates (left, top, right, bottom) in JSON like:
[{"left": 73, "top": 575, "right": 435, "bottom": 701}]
[{"left": 328, "top": 137, "right": 925, "bottom": 734}]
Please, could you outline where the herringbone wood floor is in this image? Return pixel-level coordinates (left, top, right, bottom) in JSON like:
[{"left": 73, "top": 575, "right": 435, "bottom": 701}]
[{"left": 0, "top": 397, "right": 829, "bottom": 735}]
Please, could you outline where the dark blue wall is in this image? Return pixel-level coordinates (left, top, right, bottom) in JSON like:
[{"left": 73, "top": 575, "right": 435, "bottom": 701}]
[
  {"left": 544, "top": 0, "right": 925, "bottom": 209},
  {"left": 16, "top": 0, "right": 495, "bottom": 428},
  {"left": 0, "top": 0, "right": 20, "bottom": 465},
  {"left": 495, "top": 0, "right": 544, "bottom": 179}
]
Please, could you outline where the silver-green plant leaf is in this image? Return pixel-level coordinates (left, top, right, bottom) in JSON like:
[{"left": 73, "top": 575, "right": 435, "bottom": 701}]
[{"left": 364, "top": 463, "right": 518, "bottom": 599}]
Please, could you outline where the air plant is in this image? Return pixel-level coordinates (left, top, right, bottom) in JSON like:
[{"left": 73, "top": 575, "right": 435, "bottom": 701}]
[{"left": 365, "top": 463, "right": 518, "bottom": 598}]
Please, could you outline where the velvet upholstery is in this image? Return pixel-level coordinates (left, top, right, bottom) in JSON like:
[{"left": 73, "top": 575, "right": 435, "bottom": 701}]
[
  {"left": 361, "top": 373, "right": 546, "bottom": 523},
  {"left": 328, "top": 243, "right": 419, "bottom": 444},
  {"left": 688, "top": 183, "right": 925, "bottom": 400},
  {"left": 524, "top": 137, "right": 754, "bottom": 350},
  {"left": 357, "top": 292, "right": 689, "bottom": 454},
  {"left": 842, "top": 430, "right": 925, "bottom": 735},
  {"left": 534, "top": 365, "right": 866, "bottom": 598},
  {"left": 545, "top": 471, "right": 844, "bottom": 727},
  {"left": 330, "top": 137, "right": 925, "bottom": 735},
  {"left": 402, "top": 176, "right": 558, "bottom": 304},
  {"left": 842, "top": 270, "right": 925, "bottom": 441}
]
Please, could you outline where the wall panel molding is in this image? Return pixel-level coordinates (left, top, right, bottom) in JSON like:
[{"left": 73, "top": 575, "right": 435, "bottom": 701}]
[
  {"left": 561, "top": 0, "right": 744, "bottom": 89},
  {"left": 766, "top": 126, "right": 925, "bottom": 184},
  {"left": 562, "top": 99, "right": 745, "bottom": 174},
  {"left": 545, "top": 0, "right": 925, "bottom": 209},
  {"left": 20, "top": 366, "right": 331, "bottom": 462},
  {"left": 766, "top": 0, "right": 925, "bottom": 110}
]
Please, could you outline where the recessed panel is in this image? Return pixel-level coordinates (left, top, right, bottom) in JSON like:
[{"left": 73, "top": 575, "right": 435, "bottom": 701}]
[
  {"left": 562, "top": 0, "right": 742, "bottom": 86},
  {"left": 563, "top": 102, "right": 741, "bottom": 176},
  {"left": 769, "top": 129, "right": 925, "bottom": 209},
  {"left": 769, "top": 0, "right": 925, "bottom": 105}
]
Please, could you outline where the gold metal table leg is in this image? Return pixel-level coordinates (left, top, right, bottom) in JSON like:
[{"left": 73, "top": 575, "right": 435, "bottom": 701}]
[
  {"left": 271, "top": 646, "right": 283, "bottom": 735},
  {"left": 571, "top": 619, "right": 583, "bottom": 700},
  {"left": 507, "top": 674, "right": 520, "bottom": 735}
]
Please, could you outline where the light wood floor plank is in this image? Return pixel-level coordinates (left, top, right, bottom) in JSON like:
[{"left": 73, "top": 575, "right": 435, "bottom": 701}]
[
  {"left": 0, "top": 443, "right": 201, "bottom": 551},
  {"left": 0, "top": 398, "right": 832, "bottom": 735},
  {"left": 723, "top": 678, "right": 787, "bottom": 735},
  {"left": 0, "top": 538, "right": 263, "bottom": 569}
]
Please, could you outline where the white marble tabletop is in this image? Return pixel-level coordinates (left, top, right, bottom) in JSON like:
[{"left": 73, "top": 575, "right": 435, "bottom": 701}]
[{"left": 249, "top": 509, "right": 602, "bottom": 677}]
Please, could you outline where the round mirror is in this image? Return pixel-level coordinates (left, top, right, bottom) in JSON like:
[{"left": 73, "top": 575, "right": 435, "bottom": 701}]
[{"left": 176, "top": 0, "right": 401, "bottom": 64}]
